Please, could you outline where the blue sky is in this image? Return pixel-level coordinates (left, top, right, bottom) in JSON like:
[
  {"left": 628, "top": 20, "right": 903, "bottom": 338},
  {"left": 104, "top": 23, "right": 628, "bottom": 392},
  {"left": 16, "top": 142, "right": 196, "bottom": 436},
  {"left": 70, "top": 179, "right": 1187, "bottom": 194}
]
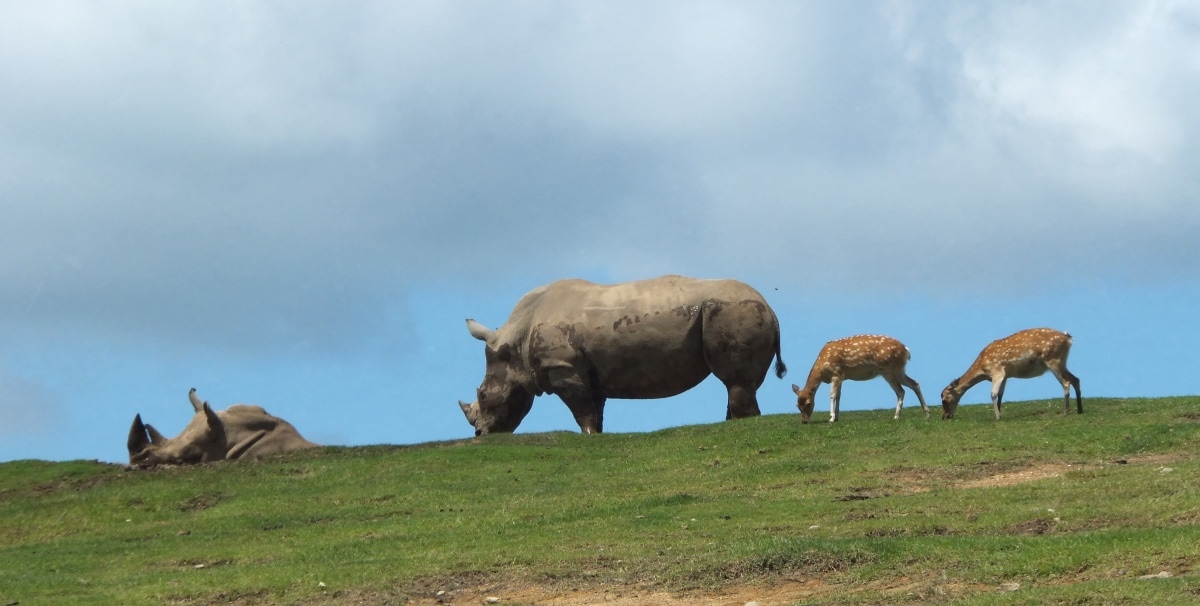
[{"left": 2, "top": 2, "right": 1198, "bottom": 463}]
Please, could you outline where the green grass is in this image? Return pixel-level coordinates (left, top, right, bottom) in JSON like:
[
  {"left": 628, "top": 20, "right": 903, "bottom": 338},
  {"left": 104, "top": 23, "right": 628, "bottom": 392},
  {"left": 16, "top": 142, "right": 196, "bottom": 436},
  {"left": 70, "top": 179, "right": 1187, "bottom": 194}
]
[{"left": 2, "top": 397, "right": 1200, "bottom": 605}]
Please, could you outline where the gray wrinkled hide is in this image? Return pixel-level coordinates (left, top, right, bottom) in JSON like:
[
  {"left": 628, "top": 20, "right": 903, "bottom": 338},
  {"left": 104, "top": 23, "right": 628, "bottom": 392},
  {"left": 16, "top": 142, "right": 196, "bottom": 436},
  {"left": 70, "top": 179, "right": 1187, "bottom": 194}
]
[
  {"left": 127, "top": 388, "right": 318, "bottom": 467},
  {"left": 461, "top": 275, "right": 786, "bottom": 436}
]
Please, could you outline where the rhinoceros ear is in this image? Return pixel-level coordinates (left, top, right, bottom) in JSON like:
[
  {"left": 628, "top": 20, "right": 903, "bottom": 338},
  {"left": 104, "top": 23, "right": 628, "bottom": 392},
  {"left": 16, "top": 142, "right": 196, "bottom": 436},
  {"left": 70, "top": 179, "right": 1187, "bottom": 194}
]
[
  {"left": 466, "top": 319, "right": 496, "bottom": 343},
  {"left": 127, "top": 414, "right": 151, "bottom": 455},
  {"left": 202, "top": 402, "right": 222, "bottom": 431}
]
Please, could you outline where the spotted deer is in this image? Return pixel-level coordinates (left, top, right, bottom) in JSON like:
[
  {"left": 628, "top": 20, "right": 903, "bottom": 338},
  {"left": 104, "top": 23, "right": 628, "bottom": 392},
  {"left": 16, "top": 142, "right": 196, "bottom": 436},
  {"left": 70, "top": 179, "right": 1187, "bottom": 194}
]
[
  {"left": 792, "top": 335, "right": 929, "bottom": 423},
  {"left": 940, "top": 328, "right": 1082, "bottom": 420}
]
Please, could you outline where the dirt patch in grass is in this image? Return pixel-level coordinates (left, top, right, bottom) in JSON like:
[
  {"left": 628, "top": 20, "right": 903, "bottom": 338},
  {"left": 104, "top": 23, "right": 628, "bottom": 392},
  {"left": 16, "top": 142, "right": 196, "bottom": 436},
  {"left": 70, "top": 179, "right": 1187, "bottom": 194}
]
[
  {"left": 1007, "top": 517, "right": 1058, "bottom": 536},
  {"left": 956, "top": 453, "right": 1190, "bottom": 490},
  {"left": 958, "top": 463, "right": 1081, "bottom": 489},
  {"left": 177, "top": 492, "right": 229, "bottom": 512},
  {"left": 396, "top": 575, "right": 999, "bottom": 605},
  {"left": 399, "top": 578, "right": 831, "bottom": 606},
  {"left": 882, "top": 453, "right": 1191, "bottom": 495}
]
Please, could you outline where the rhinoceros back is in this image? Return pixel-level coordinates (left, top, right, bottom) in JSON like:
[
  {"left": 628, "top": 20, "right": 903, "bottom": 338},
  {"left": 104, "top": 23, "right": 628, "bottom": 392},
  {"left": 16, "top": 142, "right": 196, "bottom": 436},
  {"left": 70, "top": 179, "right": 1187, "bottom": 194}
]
[{"left": 502, "top": 276, "right": 782, "bottom": 400}]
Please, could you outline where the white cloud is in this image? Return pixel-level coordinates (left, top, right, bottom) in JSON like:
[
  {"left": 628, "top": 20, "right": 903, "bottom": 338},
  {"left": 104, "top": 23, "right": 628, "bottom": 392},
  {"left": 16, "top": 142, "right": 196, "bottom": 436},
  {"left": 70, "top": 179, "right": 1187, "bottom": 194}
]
[
  {"left": 955, "top": 1, "right": 1200, "bottom": 164},
  {"left": 1, "top": 0, "right": 1198, "bottom": 354},
  {"left": 539, "top": 4, "right": 817, "bottom": 144}
]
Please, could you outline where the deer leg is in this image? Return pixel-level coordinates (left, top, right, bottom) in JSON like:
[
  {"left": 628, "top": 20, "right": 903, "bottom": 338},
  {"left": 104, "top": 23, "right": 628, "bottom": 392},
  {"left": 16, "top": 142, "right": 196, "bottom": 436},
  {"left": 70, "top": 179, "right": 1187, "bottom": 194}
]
[
  {"left": 1047, "top": 367, "right": 1069, "bottom": 415},
  {"left": 829, "top": 377, "right": 842, "bottom": 423},
  {"left": 887, "top": 377, "right": 906, "bottom": 420},
  {"left": 1047, "top": 362, "right": 1083, "bottom": 415},
  {"left": 902, "top": 374, "right": 930, "bottom": 417},
  {"left": 991, "top": 377, "right": 1007, "bottom": 420},
  {"left": 1061, "top": 367, "right": 1082, "bottom": 414},
  {"left": 1067, "top": 369, "right": 1082, "bottom": 414}
]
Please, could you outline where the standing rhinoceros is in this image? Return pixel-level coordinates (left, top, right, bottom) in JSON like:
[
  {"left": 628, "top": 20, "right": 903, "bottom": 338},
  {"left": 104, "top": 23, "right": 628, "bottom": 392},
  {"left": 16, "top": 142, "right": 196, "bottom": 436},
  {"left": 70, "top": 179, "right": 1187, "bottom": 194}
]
[
  {"left": 459, "top": 275, "right": 787, "bottom": 435},
  {"left": 127, "top": 388, "right": 318, "bottom": 467}
]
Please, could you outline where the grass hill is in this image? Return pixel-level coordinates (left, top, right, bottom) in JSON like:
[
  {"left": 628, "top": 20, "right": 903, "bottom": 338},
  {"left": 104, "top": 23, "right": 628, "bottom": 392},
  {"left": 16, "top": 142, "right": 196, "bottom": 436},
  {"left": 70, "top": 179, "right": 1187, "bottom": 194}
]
[{"left": 2, "top": 397, "right": 1199, "bottom": 605}]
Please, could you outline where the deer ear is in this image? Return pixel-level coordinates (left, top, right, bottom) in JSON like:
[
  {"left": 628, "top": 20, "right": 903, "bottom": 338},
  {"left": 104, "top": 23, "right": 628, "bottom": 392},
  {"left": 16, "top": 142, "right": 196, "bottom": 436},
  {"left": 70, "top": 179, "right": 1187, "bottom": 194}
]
[{"left": 791, "top": 384, "right": 801, "bottom": 395}]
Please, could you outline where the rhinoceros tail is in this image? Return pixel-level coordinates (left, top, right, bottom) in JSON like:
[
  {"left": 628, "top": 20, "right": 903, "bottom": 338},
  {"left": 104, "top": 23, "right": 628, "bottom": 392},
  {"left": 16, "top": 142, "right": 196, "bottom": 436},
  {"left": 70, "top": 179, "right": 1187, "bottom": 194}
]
[{"left": 773, "top": 324, "right": 787, "bottom": 379}]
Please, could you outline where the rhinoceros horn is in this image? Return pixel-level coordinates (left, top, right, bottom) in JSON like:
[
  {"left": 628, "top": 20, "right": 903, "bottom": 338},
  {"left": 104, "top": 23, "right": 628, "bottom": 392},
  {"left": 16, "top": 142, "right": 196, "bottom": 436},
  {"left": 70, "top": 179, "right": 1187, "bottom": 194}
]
[
  {"left": 459, "top": 400, "right": 478, "bottom": 425},
  {"left": 145, "top": 423, "right": 167, "bottom": 444},
  {"left": 466, "top": 319, "right": 496, "bottom": 344},
  {"left": 127, "top": 413, "right": 181, "bottom": 454},
  {"left": 127, "top": 414, "right": 150, "bottom": 455},
  {"left": 127, "top": 411, "right": 172, "bottom": 457}
]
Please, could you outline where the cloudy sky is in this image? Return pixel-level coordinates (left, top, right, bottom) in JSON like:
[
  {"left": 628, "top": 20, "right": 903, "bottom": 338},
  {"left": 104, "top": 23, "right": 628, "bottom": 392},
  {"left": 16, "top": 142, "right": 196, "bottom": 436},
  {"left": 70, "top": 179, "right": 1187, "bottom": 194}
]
[{"left": 2, "top": 1, "right": 1198, "bottom": 463}]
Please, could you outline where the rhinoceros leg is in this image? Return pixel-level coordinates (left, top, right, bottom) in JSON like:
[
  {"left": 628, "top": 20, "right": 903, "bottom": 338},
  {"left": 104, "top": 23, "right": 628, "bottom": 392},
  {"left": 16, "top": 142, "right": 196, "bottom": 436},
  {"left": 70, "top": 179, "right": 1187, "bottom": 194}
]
[
  {"left": 546, "top": 365, "right": 606, "bottom": 434},
  {"left": 725, "top": 384, "right": 762, "bottom": 419},
  {"left": 225, "top": 429, "right": 269, "bottom": 460},
  {"left": 591, "top": 397, "right": 606, "bottom": 433},
  {"left": 702, "top": 300, "right": 776, "bottom": 420},
  {"left": 554, "top": 381, "right": 605, "bottom": 433},
  {"left": 558, "top": 391, "right": 605, "bottom": 434}
]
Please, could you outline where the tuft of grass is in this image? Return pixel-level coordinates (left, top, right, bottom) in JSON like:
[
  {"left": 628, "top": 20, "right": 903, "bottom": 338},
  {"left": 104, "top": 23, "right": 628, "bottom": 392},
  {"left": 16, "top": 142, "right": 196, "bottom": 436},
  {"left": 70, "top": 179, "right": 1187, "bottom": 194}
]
[{"left": 2, "top": 396, "right": 1199, "bottom": 604}]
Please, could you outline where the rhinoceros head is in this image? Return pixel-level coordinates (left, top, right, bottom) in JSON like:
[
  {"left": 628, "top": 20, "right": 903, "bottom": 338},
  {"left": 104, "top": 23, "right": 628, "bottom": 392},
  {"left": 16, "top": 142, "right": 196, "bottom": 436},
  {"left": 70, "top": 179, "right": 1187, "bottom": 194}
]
[
  {"left": 460, "top": 319, "right": 535, "bottom": 436},
  {"left": 127, "top": 389, "right": 228, "bottom": 467}
]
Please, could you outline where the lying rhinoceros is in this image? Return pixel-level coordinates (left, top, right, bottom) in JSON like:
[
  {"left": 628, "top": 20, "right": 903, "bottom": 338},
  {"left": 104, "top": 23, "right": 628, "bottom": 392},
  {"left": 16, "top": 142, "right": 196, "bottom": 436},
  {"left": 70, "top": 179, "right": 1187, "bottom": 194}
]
[
  {"left": 127, "top": 388, "right": 318, "bottom": 467},
  {"left": 459, "top": 275, "right": 787, "bottom": 435}
]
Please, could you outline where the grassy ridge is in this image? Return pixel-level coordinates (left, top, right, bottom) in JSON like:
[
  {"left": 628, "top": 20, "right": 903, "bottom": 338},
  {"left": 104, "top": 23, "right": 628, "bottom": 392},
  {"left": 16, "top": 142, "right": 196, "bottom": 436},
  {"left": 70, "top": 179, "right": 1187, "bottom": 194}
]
[{"left": 2, "top": 397, "right": 1199, "bottom": 604}]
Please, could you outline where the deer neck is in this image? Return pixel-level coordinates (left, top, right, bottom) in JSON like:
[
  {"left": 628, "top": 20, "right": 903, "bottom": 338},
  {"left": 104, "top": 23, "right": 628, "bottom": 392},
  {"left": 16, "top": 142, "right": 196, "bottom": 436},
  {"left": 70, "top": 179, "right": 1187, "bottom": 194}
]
[
  {"left": 952, "top": 366, "right": 992, "bottom": 395},
  {"left": 801, "top": 363, "right": 831, "bottom": 395}
]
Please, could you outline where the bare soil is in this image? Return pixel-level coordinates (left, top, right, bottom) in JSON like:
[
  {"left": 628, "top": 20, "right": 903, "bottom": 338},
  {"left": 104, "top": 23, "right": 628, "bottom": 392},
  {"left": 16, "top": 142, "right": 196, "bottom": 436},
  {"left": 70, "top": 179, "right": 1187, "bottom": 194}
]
[
  {"left": 443, "top": 580, "right": 828, "bottom": 605},
  {"left": 405, "top": 575, "right": 1000, "bottom": 605}
]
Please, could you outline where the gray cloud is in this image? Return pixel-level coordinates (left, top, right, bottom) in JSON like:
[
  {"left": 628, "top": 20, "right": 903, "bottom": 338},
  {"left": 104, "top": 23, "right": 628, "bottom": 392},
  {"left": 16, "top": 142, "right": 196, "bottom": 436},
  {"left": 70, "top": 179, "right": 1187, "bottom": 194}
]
[{"left": 2, "top": 1, "right": 1198, "bottom": 358}]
